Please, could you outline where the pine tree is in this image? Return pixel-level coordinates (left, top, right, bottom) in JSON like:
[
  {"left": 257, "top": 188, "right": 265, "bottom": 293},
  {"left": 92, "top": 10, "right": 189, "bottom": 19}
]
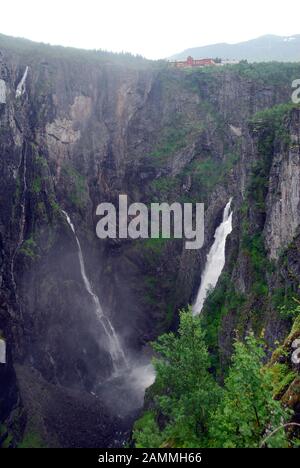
[
  {"left": 133, "top": 308, "right": 220, "bottom": 448},
  {"left": 209, "top": 333, "right": 291, "bottom": 448}
]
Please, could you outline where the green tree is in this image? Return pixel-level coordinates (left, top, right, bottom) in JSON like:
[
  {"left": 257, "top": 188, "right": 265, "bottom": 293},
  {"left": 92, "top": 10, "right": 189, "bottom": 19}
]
[
  {"left": 209, "top": 333, "right": 291, "bottom": 448},
  {"left": 133, "top": 309, "right": 221, "bottom": 448}
]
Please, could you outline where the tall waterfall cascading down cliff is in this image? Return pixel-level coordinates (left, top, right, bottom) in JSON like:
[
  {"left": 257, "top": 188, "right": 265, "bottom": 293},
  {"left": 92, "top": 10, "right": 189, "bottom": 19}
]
[
  {"left": 193, "top": 199, "right": 233, "bottom": 315},
  {"left": 61, "top": 210, "right": 128, "bottom": 372},
  {"left": 0, "top": 339, "right": 6, "bottom": 364},
  {"left": 15, "top": 66, "right": 29, "bottom": 98},
  {"left": 10, "top": 144, "right": 28, "bottom": 294}
]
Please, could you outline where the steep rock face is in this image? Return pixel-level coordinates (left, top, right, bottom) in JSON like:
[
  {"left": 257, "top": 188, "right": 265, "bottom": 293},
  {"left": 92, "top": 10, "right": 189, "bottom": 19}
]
[
  {"left": 201, "top": 106, "right": 300, "bottom": 373},
  {"left": 264, "top": 110, "right": 300, "bottom": 259},
  {"left": 0, "top": 41, "right": 161, "bottom": 445},
  {"left": 0, "top": 35, "right": 300, "bottom": 446}
]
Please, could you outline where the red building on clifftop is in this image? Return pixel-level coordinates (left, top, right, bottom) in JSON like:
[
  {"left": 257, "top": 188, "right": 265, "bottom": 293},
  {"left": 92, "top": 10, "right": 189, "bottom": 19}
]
[{"left": 169, "top": 56, "right": 216, "bottom": 68}]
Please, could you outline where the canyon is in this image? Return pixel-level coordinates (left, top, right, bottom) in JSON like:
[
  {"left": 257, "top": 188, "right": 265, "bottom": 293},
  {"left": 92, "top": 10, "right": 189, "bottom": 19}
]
[{"left": 0, "top": 34, "right": 300, "bottom": 447}]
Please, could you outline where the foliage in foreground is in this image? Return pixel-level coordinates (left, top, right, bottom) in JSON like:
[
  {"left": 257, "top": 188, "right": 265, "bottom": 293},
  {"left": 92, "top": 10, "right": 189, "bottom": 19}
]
[
  {"left": 209, "top": 334, "right": 290, "bottom": 447},
  {"left": 133, "top": 309, "right": 292, "bottom": 448},
  {"left": 134, "top": 311, "right": 220, "bottom": 448}
]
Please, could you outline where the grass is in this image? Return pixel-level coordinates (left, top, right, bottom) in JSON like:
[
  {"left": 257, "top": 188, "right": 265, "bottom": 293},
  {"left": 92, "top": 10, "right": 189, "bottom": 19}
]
[
  {"left": 150, "top": 176, "right": 179, "bottom": 198},
  {"left": 268, "top": 363, "right": 297, "bottom": 398},
  {"left": 31, "top": 176, "right": 42, "bottom": 194},
  {"left": 183, "top": 152, "right": 239, "bottom": 202},
  {"left": 18, "top": 432, "right": 45, "bottom": 448},
  {"left": 0, "top": 424, "right": 12, "bottom": 448},
  {"left": 61, "top": 163, "right": 88, "bottom": 208},
  {"left": 19, "top": 237, "right": 39, "bottom": 259}
]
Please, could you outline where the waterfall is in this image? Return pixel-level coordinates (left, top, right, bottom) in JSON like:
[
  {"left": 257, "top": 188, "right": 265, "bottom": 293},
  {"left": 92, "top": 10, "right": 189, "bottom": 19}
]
[
  {"left": 11, "top": 146, "right": 28, "bottom": 292},
  {"left": 0, "top": 339, "right": 6, "bottom": 364},
  {"left": 16, "top": 66, "right": 29, "bottom": 98},
  {"left": 193, "top": 198, "right": 233, "bottom": 315},
  {"left": 61, "top": 210, "right": 128, "bottom": 371},
  {"left": 0, "top": 79, "right": 6, "bottom": 104}
]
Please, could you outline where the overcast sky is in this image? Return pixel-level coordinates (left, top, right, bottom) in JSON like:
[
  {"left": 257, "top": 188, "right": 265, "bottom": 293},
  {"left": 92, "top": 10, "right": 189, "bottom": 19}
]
[{"left": 1, "top": 0, "right": 299, "bottom": 59}]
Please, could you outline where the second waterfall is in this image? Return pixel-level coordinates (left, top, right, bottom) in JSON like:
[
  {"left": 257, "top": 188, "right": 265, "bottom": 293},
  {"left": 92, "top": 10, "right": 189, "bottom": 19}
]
[
  {"left": 193, "top": 199, "right": 233, "bottom": 315},
  {"left": 62, "top": 210, "right": 128, "bottom": 372}
]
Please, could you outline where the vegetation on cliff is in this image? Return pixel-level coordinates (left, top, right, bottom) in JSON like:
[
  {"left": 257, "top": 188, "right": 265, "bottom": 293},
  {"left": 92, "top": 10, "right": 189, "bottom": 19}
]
[{"left": 134, "top": 309, "right": 299, "bottom": 448}]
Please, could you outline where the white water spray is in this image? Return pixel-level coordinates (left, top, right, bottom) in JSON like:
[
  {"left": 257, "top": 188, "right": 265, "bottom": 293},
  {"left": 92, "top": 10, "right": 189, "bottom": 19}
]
[
  {"left": 16, "top": 66, "right": 29, "bottom": 98},
  {"left": 0, "top": 339, "right": 6, "bottom": 364},
  {"left": 62, "top": 210, "right": 128, "bottom": 371},
  {"left": 0, "top": 79, "right": 6, "bottom": 104},
  {"left": 193, "top": 199, "right": 233, "bottom": 315}
]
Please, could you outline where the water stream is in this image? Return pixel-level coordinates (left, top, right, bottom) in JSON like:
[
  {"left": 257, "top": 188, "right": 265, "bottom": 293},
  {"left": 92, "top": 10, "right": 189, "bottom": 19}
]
[
  {"left": 11, "top": 145, "right": 28, "bottom": 293},
  {"left": 193, "top": 199, "right": 233, "bottom": 315},
  {"left": 62, "top": 210, "right": 128, "bottom": 371},
  {"left": 16, "top": 66, "right": 29, "bottom": 98}
]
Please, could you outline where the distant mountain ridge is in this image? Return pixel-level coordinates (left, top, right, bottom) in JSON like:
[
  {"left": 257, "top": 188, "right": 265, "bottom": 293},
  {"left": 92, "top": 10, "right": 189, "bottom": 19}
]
[{"left": 169, "top": 35, "right": 300, "bottom": 62}]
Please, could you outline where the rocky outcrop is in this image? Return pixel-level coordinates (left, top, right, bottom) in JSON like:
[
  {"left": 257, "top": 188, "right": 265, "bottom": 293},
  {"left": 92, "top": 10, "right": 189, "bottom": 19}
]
[
  {"left": 264, "top": 109, "right": 300, "bottom": 259},
  {"left": 267, "top": 313, "right": 300, "bottom": 434}
]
